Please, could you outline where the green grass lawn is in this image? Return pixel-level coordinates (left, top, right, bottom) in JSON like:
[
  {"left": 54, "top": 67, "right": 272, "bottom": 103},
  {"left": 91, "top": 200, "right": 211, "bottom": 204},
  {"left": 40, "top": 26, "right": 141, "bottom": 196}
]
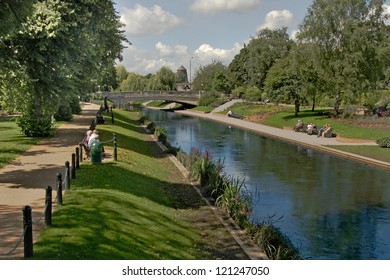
[
  {"left": 32, "top": 110, "right": 231, "bottom": 259},
  {"left": 0, "top": 118, "right": 41, "bottom": 168}
]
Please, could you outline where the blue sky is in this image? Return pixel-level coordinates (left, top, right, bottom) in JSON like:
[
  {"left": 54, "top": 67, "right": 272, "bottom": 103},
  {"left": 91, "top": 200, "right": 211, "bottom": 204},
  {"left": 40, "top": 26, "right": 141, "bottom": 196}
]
[{"left": 114, "top": 0, "right": 390, "bottom": 76}]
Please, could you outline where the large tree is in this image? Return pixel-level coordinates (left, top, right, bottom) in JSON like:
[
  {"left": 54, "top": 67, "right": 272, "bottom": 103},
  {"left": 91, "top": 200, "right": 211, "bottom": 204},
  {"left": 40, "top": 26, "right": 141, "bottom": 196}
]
[
  {"left": 1, "top": 0, "right": 126, "bottom": 136},
  {"left": 297, "top": 0, "right": 389, "bottom": 116},
  {"left": 192, "top": 59, "right": 230, "bottom": 92},
  {"left": 229, "top": 28, "right": 293, "bottom": 90}
]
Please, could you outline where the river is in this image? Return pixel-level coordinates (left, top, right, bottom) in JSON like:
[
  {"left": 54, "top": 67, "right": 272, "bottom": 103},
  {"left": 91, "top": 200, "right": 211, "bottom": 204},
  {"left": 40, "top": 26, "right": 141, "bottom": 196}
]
[{"left": 143, "top": 109, "right": 390, "bottom": 260}]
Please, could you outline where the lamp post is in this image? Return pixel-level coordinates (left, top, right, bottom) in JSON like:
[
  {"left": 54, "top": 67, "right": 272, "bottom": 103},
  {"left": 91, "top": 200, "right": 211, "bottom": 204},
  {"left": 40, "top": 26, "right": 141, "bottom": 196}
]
[{"left": 189, "top": 56, "right": 193, "bottom": 89}]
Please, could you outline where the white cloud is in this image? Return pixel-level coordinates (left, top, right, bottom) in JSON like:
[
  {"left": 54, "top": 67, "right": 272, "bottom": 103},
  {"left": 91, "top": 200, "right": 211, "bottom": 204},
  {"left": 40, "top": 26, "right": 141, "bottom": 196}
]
[
  {"left": 155, "top": 42, "right": 189, "bottom": 57},
  {"left": 155, "top": 42, "right": 174, "bottom": 56},
  {"left": 194, "top": 42, "right": 243, "bottom": 64},
  {"left": 190, "top": 0, "right": 262, "bottom": 14},
  {"left": 119, "top": 42, "right": 243, "bottom": 75},
  {"left": 120, "top": 4, "right": 182, "bottom": 36},
  {"left": 257, "top": 9, "right": 294, "bottom": 31}
]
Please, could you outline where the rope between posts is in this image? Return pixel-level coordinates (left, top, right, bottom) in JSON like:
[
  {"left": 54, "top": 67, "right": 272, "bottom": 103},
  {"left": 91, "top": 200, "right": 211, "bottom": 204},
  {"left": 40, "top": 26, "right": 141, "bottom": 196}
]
[
  {"left": 32, "top": 201, "right": 50, "bottom": 225},
  {"left": 0, "top": 224, "right": 28, "bottom": 257},
  {"left": 100, "top": 138, "right": 114, "bottom": 144}
]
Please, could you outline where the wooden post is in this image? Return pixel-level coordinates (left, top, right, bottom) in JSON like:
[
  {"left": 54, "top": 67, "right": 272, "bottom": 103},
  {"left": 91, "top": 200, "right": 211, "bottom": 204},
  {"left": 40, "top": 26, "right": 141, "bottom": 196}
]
[
  {"left": 57, "top": 173, "right": 63, "bottom": 205},
  {"left": 22, "top": 206, "right": 33, "bottom": 258},
  {"left": 79, "top": 143, "right": 83, "bottom": 162},
  {"left": 65, "top": 161, "right": 70, "bottom": 190},
  {"left": 71, "top": 153, "right": 76, "bottom": 179},
  {"left": 45, "top": 186, "right": 52, "bottom": 226},
  {"left": 114, "top": 133, "right": 117, "bottom": 161},
  {"left": 75, "top": 147, "right": 80, "bottom": 169}
]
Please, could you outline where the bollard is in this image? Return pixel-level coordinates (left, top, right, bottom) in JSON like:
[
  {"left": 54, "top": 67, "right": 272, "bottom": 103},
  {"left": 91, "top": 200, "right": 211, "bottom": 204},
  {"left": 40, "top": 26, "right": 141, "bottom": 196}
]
[
  {"left": 75, "top": 147, "right": 80, "bottom": 169},
  {"left": 45, "top": 186, "right": 52, "bottom": 226},
  {"left": 22, "top": 205, "right": 33, "bottom": 258},
  {"left": 57, "top": 173, "right": 63, "bottom": 205},
  {"left": 114, "top": 133, "right": 117, "bottom": 161},
  {"left": 65, "top": 161, "right": 70, "bottom": 190},
  {"left": 71, "top": 153, "right": 76, "bottom": 179},
  {"left": 79, "top": 142, "right": 83, "bottom": 162}
]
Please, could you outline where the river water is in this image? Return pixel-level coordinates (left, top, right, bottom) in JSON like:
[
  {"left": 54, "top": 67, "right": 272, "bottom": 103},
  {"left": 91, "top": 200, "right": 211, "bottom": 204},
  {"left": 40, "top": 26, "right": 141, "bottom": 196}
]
[{"left": 143, "top": 109, "right": 390, "bottom": 260}]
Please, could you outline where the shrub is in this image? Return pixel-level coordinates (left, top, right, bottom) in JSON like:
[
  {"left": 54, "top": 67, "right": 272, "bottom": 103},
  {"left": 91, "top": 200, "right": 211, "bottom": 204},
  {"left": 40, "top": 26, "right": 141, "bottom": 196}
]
[
  {"left": 376, "top": 137, "right": 390, "bottom": 148},
  {"left": 154, "top": 126, "right": 167, "bottom": 144},
  {"left": 253, "top": 224, "right": 301, "bottom": 260},
  {"left": 17, "top": 111, "right": 54, "bottom": 137},
  {"left": 54, "top": 104, "right": 73, "bottom": 121}
]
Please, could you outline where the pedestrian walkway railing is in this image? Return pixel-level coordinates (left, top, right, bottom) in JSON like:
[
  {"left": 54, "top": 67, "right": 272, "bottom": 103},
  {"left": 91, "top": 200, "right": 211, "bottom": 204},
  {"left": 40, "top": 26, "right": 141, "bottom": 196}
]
[{"left": 0, "top": 130, "right": 118, "bottom": 259}]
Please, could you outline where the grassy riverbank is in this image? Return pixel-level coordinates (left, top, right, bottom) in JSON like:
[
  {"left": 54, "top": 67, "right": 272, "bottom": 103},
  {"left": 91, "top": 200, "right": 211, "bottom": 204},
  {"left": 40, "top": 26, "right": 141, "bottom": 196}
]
[
  {"left": 32, "top": 109, "right": 250, "bottom": 259},
  {"left": 0, "top": 118, "right": 41, "bottom": 168}
]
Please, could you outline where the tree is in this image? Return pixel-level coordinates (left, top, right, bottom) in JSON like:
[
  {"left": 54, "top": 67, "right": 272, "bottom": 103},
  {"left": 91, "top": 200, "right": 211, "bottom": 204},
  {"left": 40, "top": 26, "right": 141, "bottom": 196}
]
[
  {"left": 229, "top": 28, "right": 293, "bottom": 90},
  {"left": 192, "top": 60, "right": 230, "bottom": 92},
  {"left": 1, "top": 0, "right": 126, "bottom": 136},
  {"left": 156, "top": 66, "right": 175, "bottom": 90},
  {"left": 264, "top": 53, "right": 304, "bottom": 117},
  {"left": 297, "top": 0, "right": 389, "bottom": 116},
  {"left": 212, "top": 71, "right": 231, "bottom": 93},
  {"left": 116, "top": 65, "right": 129, "bottom": 88}
]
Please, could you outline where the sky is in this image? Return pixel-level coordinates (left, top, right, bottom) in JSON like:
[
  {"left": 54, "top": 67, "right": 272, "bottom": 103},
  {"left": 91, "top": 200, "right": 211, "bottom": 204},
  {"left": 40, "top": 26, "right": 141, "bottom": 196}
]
[{"left": 114, "top": 0, "right": 390, "bottom": 77}]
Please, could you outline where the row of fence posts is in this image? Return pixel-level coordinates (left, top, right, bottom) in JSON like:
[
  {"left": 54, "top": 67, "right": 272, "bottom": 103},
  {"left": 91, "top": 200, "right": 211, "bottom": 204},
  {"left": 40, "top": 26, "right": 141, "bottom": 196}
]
[{"left": 20, "top": 130, "right": 117, "bottom": 258}]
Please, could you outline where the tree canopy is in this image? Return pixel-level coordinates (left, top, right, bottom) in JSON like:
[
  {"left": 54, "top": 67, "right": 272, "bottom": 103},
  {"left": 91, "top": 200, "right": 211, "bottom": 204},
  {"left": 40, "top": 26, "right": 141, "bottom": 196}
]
[
  {"left": 0, "top": 0, "right": 126, "bottom": 136},
  {"left": 297, "top": 0, "right": 389, "bottom": 115}
]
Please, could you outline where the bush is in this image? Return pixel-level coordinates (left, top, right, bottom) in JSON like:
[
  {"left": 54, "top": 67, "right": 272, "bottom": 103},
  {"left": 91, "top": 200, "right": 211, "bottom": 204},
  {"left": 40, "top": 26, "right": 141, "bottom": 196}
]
[
  {"left": 198, "top": 91, "right": 221, "bottom": 107},
  {"left": 17, "top": 112, "right": 54, "bottom": 137},
  {"left": 54, "top": 104, "right": 73, "bottom": 121},
  {"left": 154, "top": 126, "right": 167, "bottom": 144},
  {"left": 376, "top": 137, "right": 390, "bottom": 148},
  {"left": 341, "top": 104, "right": 359, "bottom": 119}
]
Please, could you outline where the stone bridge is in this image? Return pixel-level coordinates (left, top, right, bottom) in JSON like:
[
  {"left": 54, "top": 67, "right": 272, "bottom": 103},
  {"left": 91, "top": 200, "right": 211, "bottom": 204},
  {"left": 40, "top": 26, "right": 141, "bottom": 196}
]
[{"left": 102, "top": 91, "right": 201, "bottom": 107}]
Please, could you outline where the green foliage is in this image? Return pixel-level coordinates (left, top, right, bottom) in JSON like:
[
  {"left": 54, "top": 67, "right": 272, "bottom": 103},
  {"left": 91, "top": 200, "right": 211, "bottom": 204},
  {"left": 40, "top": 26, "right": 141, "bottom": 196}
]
[
  {"left": 17, "top": 108, "right": 54, "bottom": 137},
  {"left": 198, "top": 91, "right": 222, "bottom": 107},
  {"left": 376, "top": 137, "right": 390, "bottom": 148},
  {"left": 192, "top": 60, "right": 230, "bottom": 92},
  {"left": 229, "top": 28, "right": 293, "bottom": 89},
  {"left": 1, "top": 0, "right": 126, "bottom": 136},
  {"left": 243, "top": 86, "right": 262, "bottom": 102},
  {"left": 297, "top": 0, "right": 388, "bottom": 115},
  {"left": 252, "top": 224, "right": 301, "bottom": 260},
  {"left": 154, "top": 126, "right": 167, "bottom": 144},
  {"left": 54, "top": 104, "right": 73, "bottom": 121}
]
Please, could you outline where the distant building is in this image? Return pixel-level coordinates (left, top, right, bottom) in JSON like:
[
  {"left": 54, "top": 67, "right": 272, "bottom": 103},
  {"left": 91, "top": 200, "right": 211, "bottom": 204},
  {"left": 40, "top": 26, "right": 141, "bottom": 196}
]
[{"left": 175, "top": 65, "right": 190, "bottom": 91}]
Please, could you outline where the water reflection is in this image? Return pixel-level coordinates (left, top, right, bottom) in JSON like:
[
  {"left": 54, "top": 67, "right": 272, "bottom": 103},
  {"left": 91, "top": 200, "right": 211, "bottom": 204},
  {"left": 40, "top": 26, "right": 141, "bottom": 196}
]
[{"left": 143, "top": 109, "right": 390, "bottom": 259}]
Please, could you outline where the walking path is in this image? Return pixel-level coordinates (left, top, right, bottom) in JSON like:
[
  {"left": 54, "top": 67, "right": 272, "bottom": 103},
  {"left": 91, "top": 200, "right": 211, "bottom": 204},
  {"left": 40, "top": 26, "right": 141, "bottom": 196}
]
[{"left": 0, "top": 103, "right": 100, "bottom": 259}]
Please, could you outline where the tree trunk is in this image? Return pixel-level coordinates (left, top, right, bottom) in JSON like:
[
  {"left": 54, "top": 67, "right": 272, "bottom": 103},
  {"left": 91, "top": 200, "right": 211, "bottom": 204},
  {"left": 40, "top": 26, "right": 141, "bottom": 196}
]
[
  {"left": 311, "top": 95, "right": 316, "bottom": 112},
  {"left": 294, "top": 97, "right": 300, "bottom": 117},
  {"left": 334, "top": 89, "right": 340, "bottom": 117}
]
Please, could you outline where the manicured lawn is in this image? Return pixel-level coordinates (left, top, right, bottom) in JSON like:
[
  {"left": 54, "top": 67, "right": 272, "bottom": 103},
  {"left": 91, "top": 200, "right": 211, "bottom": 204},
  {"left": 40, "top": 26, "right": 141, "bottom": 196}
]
[
  {"left": 0, "top": 118, "right": 41, "bottom": 168},
  {"left": 32, "top": 110, "right": 233, "bottom": 259}
]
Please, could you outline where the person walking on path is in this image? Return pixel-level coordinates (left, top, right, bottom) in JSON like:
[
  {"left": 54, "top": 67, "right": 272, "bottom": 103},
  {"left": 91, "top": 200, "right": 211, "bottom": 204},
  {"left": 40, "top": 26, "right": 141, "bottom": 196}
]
[{"left": 0, "top": 102, "right": 101, "bottom": 259}]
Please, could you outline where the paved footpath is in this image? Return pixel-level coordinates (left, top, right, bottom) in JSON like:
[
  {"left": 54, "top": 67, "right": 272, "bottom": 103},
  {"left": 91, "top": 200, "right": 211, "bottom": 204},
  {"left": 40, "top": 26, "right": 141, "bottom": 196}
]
[{"left": 0, "top": 103, "right": 100, "bottom": 259}]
